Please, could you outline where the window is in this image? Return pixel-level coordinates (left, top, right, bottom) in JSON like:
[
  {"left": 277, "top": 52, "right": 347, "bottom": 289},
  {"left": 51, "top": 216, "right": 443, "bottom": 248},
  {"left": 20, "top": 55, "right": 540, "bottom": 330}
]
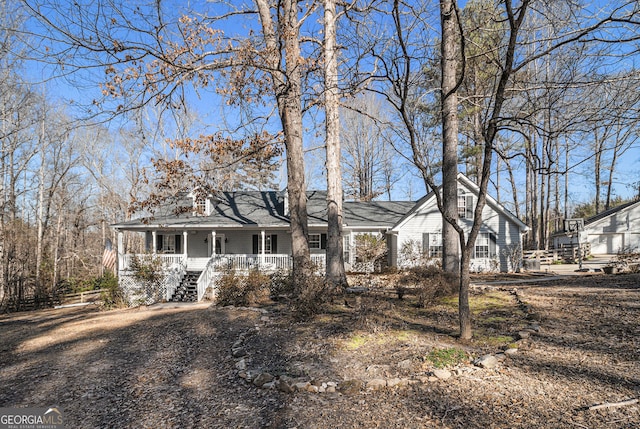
[
  {"left": 344, "top": 235, "right": 351, "bottom": 263},
  {"left": 475, "top": 233, "right": 496, "bottom": 258},
  {"left": 422, "top": 232, "right": 442, "bottom": 258},
  {"left": 156, "top": 234, "right": 182, "bottom": 254},
  {"left": 458, "top": 190, "right": 473, "bottom": 219},
  {"left": 252, "top": 234, "right": 278, "bottom": 254},
  {"left": 309, "top": 233, "right": 327, "bottom": 249},
  {"left": 194, "top": 197, "right": 207, "bottom": 215}
]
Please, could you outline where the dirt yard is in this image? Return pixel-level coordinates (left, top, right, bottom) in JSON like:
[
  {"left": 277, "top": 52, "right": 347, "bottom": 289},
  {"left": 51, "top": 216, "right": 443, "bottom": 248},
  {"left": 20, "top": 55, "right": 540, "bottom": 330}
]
[{"left": 1, "top": 273, "right": 638, "bottom": 428}]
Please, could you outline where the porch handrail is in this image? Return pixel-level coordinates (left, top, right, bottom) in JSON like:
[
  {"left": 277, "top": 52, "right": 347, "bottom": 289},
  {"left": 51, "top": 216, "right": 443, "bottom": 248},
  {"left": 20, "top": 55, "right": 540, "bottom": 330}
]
[
  {"left": 165, "top": 258, "right": 187, "bottom": 301},
  {"left": 197, "top": 256, "right": 219, "bottom": 302}
]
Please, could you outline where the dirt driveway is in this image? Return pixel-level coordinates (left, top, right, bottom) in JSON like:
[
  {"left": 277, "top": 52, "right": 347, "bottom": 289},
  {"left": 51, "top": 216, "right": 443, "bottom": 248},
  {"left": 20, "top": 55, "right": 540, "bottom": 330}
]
[{"left": 1, "top": 274, "right": 638, "bottom": 428}]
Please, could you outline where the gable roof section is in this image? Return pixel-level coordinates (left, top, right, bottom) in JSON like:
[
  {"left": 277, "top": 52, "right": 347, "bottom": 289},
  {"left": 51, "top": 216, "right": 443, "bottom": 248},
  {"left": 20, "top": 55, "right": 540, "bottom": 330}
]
[
  {"left": 390, "top": 173, "right": 529, "bottom": 232},
  {"left": 343, "top": 201, "right": 416, "bottom": 227},
  {"left": 584, "top": 199, "right": 640, "bottom": 226}
]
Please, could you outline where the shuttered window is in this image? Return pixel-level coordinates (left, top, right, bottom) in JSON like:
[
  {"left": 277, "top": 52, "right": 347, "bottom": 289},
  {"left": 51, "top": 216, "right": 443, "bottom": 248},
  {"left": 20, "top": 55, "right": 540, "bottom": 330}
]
[
  {"left": 156, "top": 234, "right": 182, "bottom": 254},
  {"left": 309, "top": 233, "right": 327, "bottom": 249},
  {"left": 252, "top": 234, "right": 278, "bottom": 254},
  {"left": 422, "top": 232, "right": 443, "bottom": 258}
]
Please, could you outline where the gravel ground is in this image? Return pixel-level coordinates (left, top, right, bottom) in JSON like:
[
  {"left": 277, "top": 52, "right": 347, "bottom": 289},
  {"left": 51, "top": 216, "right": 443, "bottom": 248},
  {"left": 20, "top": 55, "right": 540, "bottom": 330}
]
[{"left": 1, "top": 274, "right": 638, "bottom": 428}]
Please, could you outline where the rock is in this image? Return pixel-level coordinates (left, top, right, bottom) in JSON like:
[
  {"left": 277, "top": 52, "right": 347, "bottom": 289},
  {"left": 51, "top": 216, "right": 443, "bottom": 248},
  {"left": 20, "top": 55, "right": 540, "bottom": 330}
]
[
  {"left": 232, "top": 340, "right": 243, "bottom": 349},
  {"left": 527, "top": 312, "right": 542, "bottom": 321},
  {"left": 326, "top": 386, "right": 336, "bottom": 393},
  {"left": 366, "top": 379, "right": 387, "bottom": 391},
  {"left": 495, "top": 353, "right": 506, "bottom": 361},
  {"left": 238, "top": 371, "right": 248, "bottom": 380},
  {"left": 253, "top": 372, "right": 274, "bottom": 387},
  {"left": 432, "top": 369, "right": 452, "bottom": 380},
  {"left": 474, "top": 354, "right": 499, "bottom": 369},
  {"left": 261, "top": 381, "right": 276, "bottom": 390},
  {"left": 276, "top": 378, "right": 294, "bottom": 393},
  {"left": 517, "top": 331, "right": 531, "bottom": 340},
  {"left": 339, "top": 379, "right": 364, "bottom": 395},
  {"left": 293, "top": 382, "right": 311, "bottom": 392},
  {"left": 416, "top": 376, "right": 431, "bottom": 384},
  {"left": 235, "top": 358, "right": 246, "bottom": 371},
  {"left": 318, "top": 386, "right": 326, "bottom": 393},
  {"left": 326, "top": 381, "right": 338, "bottom": 388},
  {"left": 387, "top": 378, "right": 402, "bottom": 388},
  {"left": 232, "top": 347, "right": 246, "bottom": 358},
  {"left": 306, "top": 384, "right": 319, "bottom": 393},
  {"left": 526, "top": 324, "right": 541, "bottom": 332},
  {"left": 504, "top": 348, "right": 518, "bottom": 355},
  {"left": 397, "top": 359, "right": 413, "bottom": 370}
]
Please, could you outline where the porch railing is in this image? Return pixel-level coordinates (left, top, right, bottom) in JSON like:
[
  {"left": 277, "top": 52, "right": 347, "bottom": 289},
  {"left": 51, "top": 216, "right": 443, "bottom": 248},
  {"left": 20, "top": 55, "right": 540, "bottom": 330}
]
[
  {"left": 120, "top": 254, "right": 186, "bottom": 272},
  {"left": 208, "top": 254, "right": 293, "bottom": 271}
]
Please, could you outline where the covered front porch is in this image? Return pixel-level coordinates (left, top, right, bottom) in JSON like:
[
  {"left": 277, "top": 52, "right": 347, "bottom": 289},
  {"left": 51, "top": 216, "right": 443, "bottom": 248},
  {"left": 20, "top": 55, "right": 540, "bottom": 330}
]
[{"left": 115, "top": 228, "right": 327, "bottom": 303}]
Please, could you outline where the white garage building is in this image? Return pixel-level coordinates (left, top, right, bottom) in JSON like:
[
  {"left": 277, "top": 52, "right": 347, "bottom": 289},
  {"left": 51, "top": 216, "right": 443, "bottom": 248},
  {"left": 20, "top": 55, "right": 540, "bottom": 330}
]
[{"left": 575, "top": 200, "right": 640, "bottom": 255}]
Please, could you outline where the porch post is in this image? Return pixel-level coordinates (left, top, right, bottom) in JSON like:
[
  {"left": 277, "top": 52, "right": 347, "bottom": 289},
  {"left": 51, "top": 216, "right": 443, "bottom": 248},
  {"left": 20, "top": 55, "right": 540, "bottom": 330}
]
[
  {"left": 183, "top": 231, "right": 188, "bottom": 260},
  {"left": 152, "top": 231, "right": 157, "bottom": 255},
  {"left": 117, "top": 230, "right": 124, "bottom": 273},
  {"left": 261, "top": 229, "right": 266, "bottom": 267},
  {"left": 212, "top": 231, "right": 217, "bottom": 256}
]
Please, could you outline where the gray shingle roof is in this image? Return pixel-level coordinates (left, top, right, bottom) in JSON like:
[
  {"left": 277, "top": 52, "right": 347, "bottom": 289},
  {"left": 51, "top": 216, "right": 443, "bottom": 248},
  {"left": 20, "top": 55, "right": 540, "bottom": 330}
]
[
  {"left": 584, "top": 199, "right": 640, "bottom": 225},
  {"left": 112, "top": 191, "right": 414, "bottom": 230}
]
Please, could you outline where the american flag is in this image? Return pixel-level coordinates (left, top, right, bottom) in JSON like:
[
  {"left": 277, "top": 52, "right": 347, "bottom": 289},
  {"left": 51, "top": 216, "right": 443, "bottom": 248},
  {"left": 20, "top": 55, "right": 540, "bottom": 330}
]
[{"left": 102, "top": 239, "right": 116, "bottom": 270}]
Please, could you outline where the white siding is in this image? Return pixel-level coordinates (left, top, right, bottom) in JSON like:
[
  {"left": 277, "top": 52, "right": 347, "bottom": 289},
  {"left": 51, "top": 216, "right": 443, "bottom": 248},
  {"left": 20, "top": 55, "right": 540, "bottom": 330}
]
[
  {"left": 584, "top": 202, "right": 640, "bottom": 254},
  {"left": 393, "top": 187, "right": 523, "bottom": 272}
]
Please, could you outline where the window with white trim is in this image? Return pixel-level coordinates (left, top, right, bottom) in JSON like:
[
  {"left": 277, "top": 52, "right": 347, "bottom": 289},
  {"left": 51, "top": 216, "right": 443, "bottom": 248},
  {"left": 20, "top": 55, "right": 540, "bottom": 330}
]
[
  {"left": 474, "top": 232, "right": 496, "bottom": 258},
  {"left": 156, "top": 234, "right": 181, "bottom": 254},
  {"left": 344, "top": 235, "right": 351, "bottom": 263},
  {"left": 475, "top": 233, "right": 490, "bottom": 258},
  {"left": 426, "top": 232, "right": 442, "bottom": 258},
  {"left": 458, "top": 189, "right": 473, "bottom": 219},
  {"left": 309, "top": 233, "right": 322, "bottom": 249},
  {"left": 194, "top": 197, "right": 207, "bottom": 215}
]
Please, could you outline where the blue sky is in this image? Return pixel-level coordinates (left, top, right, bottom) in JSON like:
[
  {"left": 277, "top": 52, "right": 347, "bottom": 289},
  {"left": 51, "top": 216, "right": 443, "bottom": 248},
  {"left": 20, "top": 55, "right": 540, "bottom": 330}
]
[{"left": 16, "top": 0, "right": 640, "bottom": 212}]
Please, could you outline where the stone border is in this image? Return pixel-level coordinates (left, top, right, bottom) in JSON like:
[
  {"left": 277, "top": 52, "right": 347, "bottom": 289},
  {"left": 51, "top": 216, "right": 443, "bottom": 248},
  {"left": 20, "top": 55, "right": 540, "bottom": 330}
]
[{"left": 226, "top": 287, "right": 543, "bottom": 395}]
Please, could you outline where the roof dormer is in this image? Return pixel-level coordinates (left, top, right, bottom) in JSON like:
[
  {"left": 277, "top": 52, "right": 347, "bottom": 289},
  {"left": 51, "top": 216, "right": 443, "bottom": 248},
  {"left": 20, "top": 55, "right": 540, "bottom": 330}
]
[{"left": 188, "top": 189, "right": 212, "bottom": 216}]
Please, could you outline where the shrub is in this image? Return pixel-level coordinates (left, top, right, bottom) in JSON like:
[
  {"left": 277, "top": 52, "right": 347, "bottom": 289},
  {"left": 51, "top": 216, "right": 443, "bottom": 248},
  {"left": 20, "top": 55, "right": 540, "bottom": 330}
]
[
  {"left": 289, "top": 271, "right": 328, "bottom": 320},
  {"left": 399, "top": 265, "right": 458, "bottom": 308},
  {"left": 99, "top": 272, "right": 125, "bottom": 309},
  {"left": 216, "top": 269, "right": 270, "bottom": 307},
  {"left": 269, "top": 270, "right": 295, "bottom": 300},
  {"left": 128, "top": 254, "right": 165, "bottom": 305}
]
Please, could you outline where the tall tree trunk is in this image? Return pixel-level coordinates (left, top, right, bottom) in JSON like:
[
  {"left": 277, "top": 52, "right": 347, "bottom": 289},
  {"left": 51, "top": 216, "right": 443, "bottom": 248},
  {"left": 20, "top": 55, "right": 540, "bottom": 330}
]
[
  {"left": 440, "top": 0, "right": 460, "bottom": 275},
  {"left": 504, "top": 156, "right": 520, "bottom": 219},
  {"left": 256, "top": 0, "right": 311, "bottom": 284},
  {"left": 594, "top": 128, "right": 602, "bottom": 214},
  {"left": 324, "top": 0, "right": 347, "bottom": 289}
]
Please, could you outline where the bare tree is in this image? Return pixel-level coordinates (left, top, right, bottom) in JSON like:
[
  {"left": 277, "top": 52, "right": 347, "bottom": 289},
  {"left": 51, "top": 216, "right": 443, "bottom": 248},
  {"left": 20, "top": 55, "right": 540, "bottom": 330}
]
[
  {"left": 340, "top": 94, "right": 395, "bottom": 201},
  {"left": 22, "top": 0, "right": 317, "bottom": 283}
]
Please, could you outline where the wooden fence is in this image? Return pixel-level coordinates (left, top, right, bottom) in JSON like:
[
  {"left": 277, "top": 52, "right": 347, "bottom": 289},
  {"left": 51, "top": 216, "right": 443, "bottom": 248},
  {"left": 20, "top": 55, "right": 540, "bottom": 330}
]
[{"left": 523, "top": 243, "right": 591, "bottom": 267}]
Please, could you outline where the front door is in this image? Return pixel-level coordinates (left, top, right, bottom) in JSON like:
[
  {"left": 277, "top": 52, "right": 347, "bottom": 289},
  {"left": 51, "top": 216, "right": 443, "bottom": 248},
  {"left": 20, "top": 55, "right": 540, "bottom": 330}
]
[{"left": 208, "top": 234, "right": 225, "bottom": 256}]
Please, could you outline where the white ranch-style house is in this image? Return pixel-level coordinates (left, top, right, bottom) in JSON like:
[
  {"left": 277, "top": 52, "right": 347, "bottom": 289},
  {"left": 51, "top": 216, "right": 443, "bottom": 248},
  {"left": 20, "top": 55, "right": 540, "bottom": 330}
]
[{"left": 112, "top": 174, "right": 528, "bottom": 303}]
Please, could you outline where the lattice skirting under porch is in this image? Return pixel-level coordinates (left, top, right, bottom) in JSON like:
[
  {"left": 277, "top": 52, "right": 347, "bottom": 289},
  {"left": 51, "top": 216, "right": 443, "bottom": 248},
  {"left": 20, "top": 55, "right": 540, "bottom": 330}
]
[{"left": 119, "top": 273, "right": 170, "bottom": 306}]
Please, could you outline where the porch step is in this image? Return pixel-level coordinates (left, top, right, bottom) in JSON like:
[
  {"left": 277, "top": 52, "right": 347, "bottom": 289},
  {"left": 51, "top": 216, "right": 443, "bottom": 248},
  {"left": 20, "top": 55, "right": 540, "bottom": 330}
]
[{"left": 170, "top": 271, "right": 201, "bottom": 302}]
